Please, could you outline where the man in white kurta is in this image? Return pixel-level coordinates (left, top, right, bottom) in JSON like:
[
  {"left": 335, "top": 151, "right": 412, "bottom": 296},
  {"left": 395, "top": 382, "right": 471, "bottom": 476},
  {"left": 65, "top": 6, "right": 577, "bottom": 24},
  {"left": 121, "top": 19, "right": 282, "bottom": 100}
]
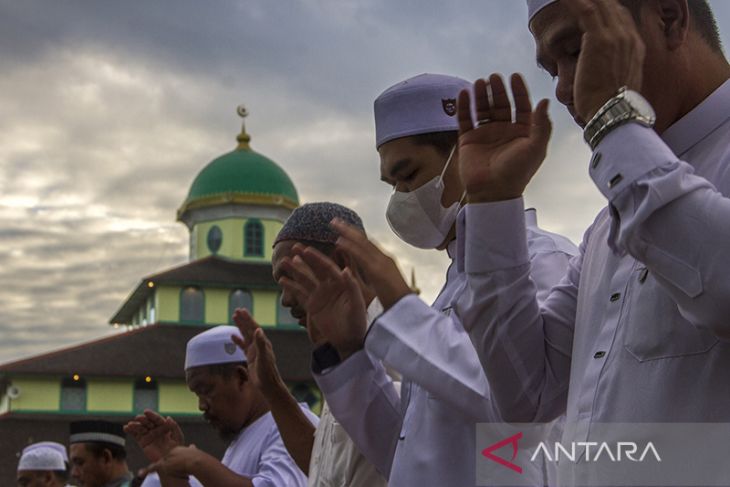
[
  {"left": 307, "top": 74, "right": 578, "bottom": 486},
  {"left": 452, "top": 0, "right": 730, "bottom": 485},
  {"left": 128, "top": 325, "right": 317, "bottom": 487}
]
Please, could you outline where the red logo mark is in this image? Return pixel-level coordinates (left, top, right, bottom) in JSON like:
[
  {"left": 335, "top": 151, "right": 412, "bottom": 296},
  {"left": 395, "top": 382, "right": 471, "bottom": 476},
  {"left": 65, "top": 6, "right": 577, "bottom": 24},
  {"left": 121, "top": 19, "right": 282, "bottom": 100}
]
[{"left": 481, "top": 432, "right": 523, "bottom": 474}]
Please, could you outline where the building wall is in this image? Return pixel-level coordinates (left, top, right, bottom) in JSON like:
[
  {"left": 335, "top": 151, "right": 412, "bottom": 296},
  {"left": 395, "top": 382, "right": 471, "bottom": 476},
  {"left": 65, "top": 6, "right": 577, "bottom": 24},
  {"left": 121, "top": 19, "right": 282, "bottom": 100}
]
[
  {"left": 254, "top": 290, "right": 278, "bottom": 327},
  {"left": 193, "top": 218, "right": 283, "bottom": 262},
  {"left": 158, "top": 381, "right": 200, "bottom": 414},
  {"left": 7, "top": 377, "right": 60, "bottom": 411},
  {"left": 157, "top": 285, "right": 180, "bottom": 322},
  {"left": 204, "top": 288, "right": 229, "bottom": 325},
  {"left": 87, "top": 380, "right": 133, "bottom": 413}
]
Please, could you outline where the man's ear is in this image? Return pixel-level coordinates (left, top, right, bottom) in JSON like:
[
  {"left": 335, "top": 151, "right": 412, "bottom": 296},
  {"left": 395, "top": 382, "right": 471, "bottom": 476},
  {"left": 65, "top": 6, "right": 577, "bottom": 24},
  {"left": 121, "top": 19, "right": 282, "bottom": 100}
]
[
  {"left": 235, "top": 364, "right": 249, "bottom": 388},
  {"left": 101, "top": 448, "right": 113, "bottom": 465},
  {"left": 333, "top": 248, "right": 368, "bottom": 285},
  {"left": 656, "top": 0, "right": 689, "bottom": 50}
]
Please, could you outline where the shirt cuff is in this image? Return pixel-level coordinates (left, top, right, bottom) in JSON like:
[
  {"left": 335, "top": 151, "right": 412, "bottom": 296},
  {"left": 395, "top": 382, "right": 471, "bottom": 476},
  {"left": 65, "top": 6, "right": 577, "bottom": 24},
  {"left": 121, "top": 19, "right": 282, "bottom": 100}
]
[
  {"left": 313, "top": 348, "right": 375, "bottom": 393},
  {"left": 589, "top": 122, "right": 678, "bottom": 200},
  {"left": 458, "top": 197, "right": 529, "bottom": 273}
]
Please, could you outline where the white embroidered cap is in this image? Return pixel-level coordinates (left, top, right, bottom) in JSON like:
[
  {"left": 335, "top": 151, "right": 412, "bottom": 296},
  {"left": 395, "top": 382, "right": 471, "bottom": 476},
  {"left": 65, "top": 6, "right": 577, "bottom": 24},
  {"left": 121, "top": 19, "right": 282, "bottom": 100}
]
[
  {"left": 374, "top": 73, "right": 471, "bottom": 149},
  {"left": 185, "top": 325, "right": 246, "bottom": 370},
  {"left": 18, "top": 443, "right": 66, "bottom": 472}
]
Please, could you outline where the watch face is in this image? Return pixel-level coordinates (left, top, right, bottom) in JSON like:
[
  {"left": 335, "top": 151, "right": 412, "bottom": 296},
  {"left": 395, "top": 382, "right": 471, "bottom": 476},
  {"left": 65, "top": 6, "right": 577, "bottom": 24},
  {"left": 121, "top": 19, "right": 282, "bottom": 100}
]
[{"left": 624, "top": 90, "right": 656, "bottom": 121}]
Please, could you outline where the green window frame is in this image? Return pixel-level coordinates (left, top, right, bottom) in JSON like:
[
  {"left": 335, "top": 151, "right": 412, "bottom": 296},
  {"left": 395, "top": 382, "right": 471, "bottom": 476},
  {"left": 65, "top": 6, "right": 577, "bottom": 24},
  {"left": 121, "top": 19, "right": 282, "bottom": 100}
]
[{"left": 244, "top": 220, "right": 264, "bottom": 257}]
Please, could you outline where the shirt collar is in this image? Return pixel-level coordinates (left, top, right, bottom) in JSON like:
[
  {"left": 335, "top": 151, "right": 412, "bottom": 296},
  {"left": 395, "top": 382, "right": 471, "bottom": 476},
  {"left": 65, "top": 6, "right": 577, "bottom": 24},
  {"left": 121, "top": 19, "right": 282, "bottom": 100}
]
[{"left": 661, "top": 79, "right": 730, "bottom": 156}]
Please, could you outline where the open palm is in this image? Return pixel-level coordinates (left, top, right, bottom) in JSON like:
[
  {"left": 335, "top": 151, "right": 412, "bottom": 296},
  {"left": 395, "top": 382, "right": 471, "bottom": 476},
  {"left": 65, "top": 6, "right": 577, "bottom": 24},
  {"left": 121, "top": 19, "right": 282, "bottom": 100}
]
[{"left": 457, "top": 74, "right": 552, "bottom": 202}]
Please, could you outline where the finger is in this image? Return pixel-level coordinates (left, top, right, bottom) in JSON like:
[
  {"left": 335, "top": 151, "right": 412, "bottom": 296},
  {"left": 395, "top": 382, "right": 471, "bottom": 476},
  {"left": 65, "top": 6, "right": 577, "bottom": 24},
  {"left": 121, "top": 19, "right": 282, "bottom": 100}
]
[
  {"left": 563, "top": 0, "right": 608, "bottom": 32},
  {"left": 254, "top": 328, "right": 275, "bottom": 362},
  {"left": 144, "top": 409, "right": 165, "bottom": 426},
  {"left": 138, "top": 460, "right": 162, "bottom": 477},
  {"left": 330, "top": 218, "right": 380, "bottom": 266},
  {"left": 488, "top": 73, "right": 512, "bottom": 122},
  {"left": 474, "top": 78, "right": 490, "bottom": 123},
  {"left": 342, "top": 267, "right": 364, "bottom": 308},
  {"left": 531, "top": 99, "right": 553, "bottom": 148},
  {"left": 299, "top": 246, "right": 346, "bottom": 284},
  {"left": 232, "top": 308, "right": 258, "bottom": 344},
  {"left": 166, "top": 417, "right": 185, "bottom": 444},
  {"left": 278, "top": 274, "right": 310, "bottom": 300},
  {"left": 281, "top": 256, "right": 319, "bottom": 289},
  {"left": 231, "top": 333, "right": 247, "bottom": 352},
  {"left": 511, "top": 73, "right": 533, "bottom": 126},
  {"left": 457, "top": 89, "right": 474, "bottom": 134},
  {"left": 123, "top": 422, "right": 144, "bottom": 437}
]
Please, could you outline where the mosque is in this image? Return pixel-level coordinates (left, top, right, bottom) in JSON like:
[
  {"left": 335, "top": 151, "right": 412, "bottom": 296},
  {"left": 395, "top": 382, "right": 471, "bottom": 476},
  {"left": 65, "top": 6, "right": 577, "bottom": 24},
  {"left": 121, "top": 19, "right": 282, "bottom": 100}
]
[{"left": 0, "top": 107, "right": 321, "bottom": 483}]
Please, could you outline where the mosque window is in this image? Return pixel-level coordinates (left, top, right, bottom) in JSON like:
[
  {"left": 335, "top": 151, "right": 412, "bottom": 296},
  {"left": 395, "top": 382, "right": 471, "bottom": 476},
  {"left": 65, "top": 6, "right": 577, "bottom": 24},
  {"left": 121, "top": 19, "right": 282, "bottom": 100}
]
[
  {"left": 180, "top": 287, "right": 205, "bottom": 323},
  {"left": 229, "top": 289, "right": 253, "bottom": 323},
  {"left": 207, "top": 225, "right": 223, "bottom": 254},
  {"left": 60, "top": 377, "right": 86, "bottom": 412},
  {"left": 277, "top": 291, "right": 299, "bottom": 327},
  {"left": 133, "top": 378, "right": 158, "bottom": 412},
  {"left": 244, "top": 220, "right": 264, "bottom": 257}
]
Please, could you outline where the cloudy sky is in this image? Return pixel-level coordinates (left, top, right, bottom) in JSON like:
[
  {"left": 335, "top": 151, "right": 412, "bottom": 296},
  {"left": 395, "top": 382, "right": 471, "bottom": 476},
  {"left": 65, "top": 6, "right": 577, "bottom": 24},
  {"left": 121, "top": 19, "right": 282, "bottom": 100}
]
[{"left": 1, "top": 0, "right": 729, "bottom": 364}]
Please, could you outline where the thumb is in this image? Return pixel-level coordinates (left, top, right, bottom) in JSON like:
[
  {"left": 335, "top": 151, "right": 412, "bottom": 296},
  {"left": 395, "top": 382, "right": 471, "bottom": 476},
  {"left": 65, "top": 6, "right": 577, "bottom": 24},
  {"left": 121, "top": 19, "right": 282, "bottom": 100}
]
[{"left": 138, "top": 460, "right": 161, "bottom": 477}]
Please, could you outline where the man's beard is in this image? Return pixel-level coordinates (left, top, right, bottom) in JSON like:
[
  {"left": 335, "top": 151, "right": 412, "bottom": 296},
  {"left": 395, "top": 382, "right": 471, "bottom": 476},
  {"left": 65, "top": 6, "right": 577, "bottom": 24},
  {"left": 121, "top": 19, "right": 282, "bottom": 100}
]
[{"left": 204, "top": 413, "right": 240, "bottom": 442}]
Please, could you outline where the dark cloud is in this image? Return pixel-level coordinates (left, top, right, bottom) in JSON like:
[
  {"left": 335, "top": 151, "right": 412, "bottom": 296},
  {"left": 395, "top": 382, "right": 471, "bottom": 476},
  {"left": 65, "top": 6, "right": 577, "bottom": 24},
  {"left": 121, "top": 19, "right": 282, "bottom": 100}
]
[{"left": 1, "top": 0, "right": 728, "bottom": 363}]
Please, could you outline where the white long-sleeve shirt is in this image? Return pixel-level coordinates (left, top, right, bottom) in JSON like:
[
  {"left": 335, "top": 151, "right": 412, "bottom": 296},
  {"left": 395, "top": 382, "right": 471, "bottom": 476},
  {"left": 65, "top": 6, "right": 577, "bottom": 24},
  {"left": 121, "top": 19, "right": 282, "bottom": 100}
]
[
  {"left": 314, "top": 211, "right": 576, "bottom": 487},
  {"left": 456, "top": 80, "right": 730, "bottom": 485}
]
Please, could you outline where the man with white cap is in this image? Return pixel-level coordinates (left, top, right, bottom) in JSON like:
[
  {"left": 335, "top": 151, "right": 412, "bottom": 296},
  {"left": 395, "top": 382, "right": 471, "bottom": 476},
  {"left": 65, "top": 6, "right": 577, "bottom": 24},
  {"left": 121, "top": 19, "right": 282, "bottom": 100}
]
[
  {"left": 279, "top": 73, "right": 577, "bottom": 486},
  {"left": 69, "top": 420, "right": 133, "bottom": 487},
  {"left": 127, "top": 325, "right": 317, "bottom": 487},
  {"left": 16, "top": 442, "right": 70, "bottom": 487},
  {"left": 451, "top": 0, "right": 730, "bottom": 485}
]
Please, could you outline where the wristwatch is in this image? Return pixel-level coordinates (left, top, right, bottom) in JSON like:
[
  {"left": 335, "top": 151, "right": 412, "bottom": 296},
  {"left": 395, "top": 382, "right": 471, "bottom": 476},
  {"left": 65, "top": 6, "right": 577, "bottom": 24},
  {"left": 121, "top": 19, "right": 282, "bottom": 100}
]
[{"left": 583, "top": 86, "right": 656, "bottom": 150}]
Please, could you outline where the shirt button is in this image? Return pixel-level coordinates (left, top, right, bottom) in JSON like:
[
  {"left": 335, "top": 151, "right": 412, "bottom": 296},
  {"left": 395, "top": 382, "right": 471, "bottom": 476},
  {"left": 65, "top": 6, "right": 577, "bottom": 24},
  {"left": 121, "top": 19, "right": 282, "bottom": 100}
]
[
  {"left": 591, "top": 152, "right": 602, "bottom": 169},
  {"left": 594, "top": 351, "right": 606, "bottom": 359},
  {"left": 608, "top": 173, "right": 623, "bottom": 188},
  {"left": 610, "top": 292, "right": 621, "bottom": 302}
]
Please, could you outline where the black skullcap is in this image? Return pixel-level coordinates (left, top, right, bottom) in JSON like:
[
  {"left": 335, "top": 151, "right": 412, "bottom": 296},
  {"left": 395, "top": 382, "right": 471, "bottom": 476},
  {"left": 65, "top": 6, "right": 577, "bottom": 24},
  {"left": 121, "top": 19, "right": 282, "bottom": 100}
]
[
  {"left": 274, "top": 202, "right": 364, "bottom": 246},
  {"left": 69, "top": 420, "right": 125, "bottom": 447}
]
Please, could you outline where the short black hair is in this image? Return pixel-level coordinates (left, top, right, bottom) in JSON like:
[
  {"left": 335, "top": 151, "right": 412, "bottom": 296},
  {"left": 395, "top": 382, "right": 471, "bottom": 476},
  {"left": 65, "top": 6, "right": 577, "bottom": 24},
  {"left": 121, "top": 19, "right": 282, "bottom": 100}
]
[
  {"left": 411, "top": 130, "right": 458, "bottom": 157},
  {"left": 85, "top": 442, "right": 127, "bottom": 461},
  {"left": 621, "top": 0, "right": 723, "bottom": 54}
]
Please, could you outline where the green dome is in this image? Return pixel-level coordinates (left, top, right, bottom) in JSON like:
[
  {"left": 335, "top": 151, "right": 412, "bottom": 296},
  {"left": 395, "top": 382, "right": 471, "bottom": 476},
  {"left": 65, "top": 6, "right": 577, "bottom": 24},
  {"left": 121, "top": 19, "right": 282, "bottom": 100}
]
[{"left": 179, "top": 142, "right": 299, "bottom": 218}]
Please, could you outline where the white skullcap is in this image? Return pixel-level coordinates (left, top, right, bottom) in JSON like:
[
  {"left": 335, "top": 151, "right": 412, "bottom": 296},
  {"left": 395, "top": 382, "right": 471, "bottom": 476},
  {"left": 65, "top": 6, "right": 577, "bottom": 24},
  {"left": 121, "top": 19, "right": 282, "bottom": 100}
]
[
  {"left": 27, "top": 442, "right": 68, "bottom": 463},
  {"left": 18, "top": 443, "right": 66, "bottom": 472},
  {"left": 185, "top": 325, "right": 246, "bottom": 370},
  {"left": 527, "top": 0, "right": 557, "bottom": 22},
  {"left": 374, "top": 73, "right": 470, "bottom": 148}
]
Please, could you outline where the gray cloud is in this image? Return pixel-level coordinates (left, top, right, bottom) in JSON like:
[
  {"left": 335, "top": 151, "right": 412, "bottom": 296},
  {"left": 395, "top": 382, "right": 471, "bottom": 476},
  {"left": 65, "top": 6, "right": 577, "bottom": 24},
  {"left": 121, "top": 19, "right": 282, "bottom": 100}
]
[{"left": 1, "top": 0, "right": 728, "bottom": 363}]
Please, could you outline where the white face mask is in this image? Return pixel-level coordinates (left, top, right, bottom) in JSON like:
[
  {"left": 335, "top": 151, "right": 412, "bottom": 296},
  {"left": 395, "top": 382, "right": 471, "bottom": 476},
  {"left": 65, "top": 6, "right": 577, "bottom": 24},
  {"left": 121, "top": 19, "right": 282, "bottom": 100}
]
[{"left": 386, "top": 145, "right": 463, "bottom": 249}]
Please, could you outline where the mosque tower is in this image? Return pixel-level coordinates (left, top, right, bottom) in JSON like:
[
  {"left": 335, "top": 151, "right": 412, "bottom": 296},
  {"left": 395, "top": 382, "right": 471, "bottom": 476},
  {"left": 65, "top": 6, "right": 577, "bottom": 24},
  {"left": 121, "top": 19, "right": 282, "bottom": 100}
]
[{"left": 0, "top": 107, "right": 318, "bottom": 483}]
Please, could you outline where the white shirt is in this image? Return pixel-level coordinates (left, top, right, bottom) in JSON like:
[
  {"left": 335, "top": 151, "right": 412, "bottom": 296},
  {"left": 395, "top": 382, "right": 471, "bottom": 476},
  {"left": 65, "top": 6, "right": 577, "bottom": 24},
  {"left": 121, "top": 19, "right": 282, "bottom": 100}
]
[
  {"left": 307, "top": 299, "right": 394, "bottom": 487},
  {"left": 456, "top": 80, "right": 730, "bottom": 486},
  {"left": 184, "top": 407, "right": 318, "bottom": 487},
  {"left": 315, "top": 212, "right": 576, "bottom": 487}
]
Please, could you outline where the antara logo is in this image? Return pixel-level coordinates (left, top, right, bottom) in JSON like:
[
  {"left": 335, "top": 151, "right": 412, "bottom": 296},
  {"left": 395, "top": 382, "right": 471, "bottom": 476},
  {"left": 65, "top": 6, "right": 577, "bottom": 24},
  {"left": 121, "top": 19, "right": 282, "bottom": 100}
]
[
  {"left": 530, "top": 441, "right": 662, "bottom": 463},
  {"left": 482, "top": 432, "right": 524, "bottom": 474}
]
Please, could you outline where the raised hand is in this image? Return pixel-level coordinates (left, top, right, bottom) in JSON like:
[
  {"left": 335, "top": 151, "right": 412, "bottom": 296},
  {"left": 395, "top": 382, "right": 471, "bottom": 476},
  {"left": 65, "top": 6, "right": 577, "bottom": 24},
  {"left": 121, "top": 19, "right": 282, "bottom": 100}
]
[
  {"left": 278, "top": 242, "right": 370, "bottom": 359},
  {"left": 563, "top": 0, "right": 645, "bottom": 121},
  {"left": 231, "top": 308, "right": 285, "bottom": 399},
  {"left": 457, "top": 73, "right": 551, "bottom": 203},
  {"left": 329, "top": 219, "right": 412, "bottom": 311},
  {"left": 124, "top": 410, "right": 184, "bottom": 462}
]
